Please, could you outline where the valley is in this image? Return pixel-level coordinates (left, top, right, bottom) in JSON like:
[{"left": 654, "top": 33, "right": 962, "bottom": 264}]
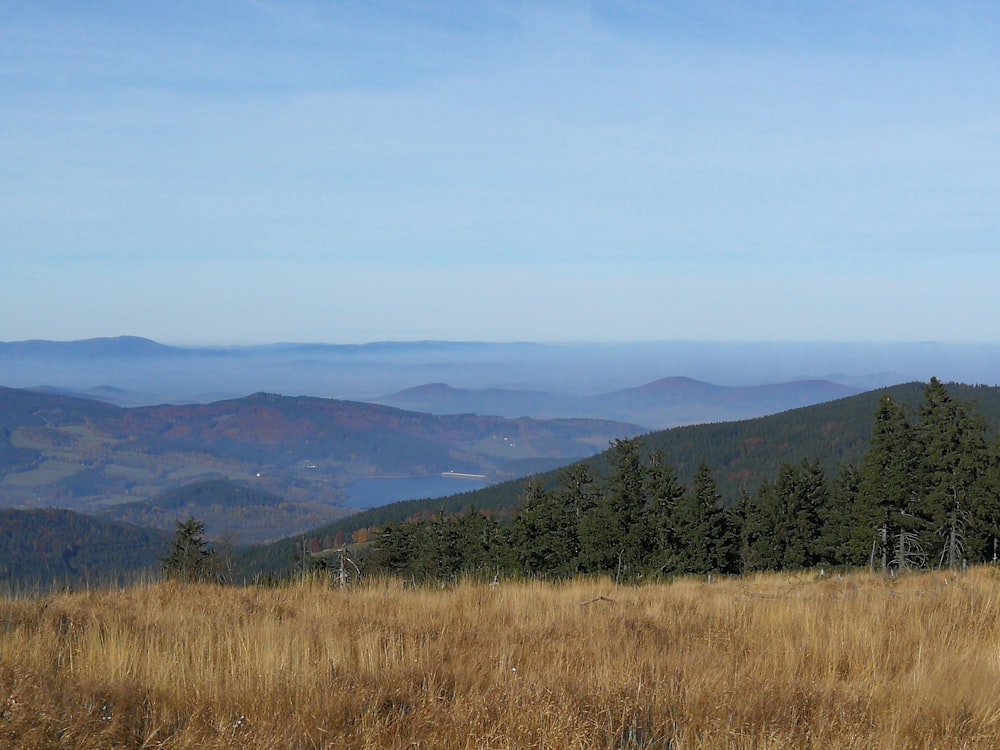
[{"left": 0, "top": 386, "right": 639, "bottom": 541}]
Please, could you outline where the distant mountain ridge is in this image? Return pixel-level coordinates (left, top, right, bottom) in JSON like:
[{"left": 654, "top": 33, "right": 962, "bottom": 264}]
[
  {"left": 6, "top": 335, "right": 1000, "bottom": 406},
  {"left": 0, "top": 336, "right": 178, "bottom": 358},
  {"left": 377, "top": 377, "right": 860, "bottom": 429}
]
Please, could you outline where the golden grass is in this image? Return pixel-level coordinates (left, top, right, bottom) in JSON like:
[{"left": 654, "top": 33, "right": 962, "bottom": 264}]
[{"left": 3, "top": 569, "right": 1000, "bottom": 748}]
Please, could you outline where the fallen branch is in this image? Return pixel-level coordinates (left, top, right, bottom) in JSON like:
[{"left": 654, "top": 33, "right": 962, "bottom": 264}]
[{"left": 578, "top": 596, "right": 616, "bottom": 605}]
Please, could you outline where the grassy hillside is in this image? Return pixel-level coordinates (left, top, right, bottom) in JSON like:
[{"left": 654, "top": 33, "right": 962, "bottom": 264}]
[{"left": 3, "top": 570, "right": 1000, "bottom": 748}]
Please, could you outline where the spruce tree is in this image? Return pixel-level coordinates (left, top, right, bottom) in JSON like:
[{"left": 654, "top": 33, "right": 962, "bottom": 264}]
[
  {"left": 856, "top": 395, "right": 920, "bottom": 571},
  {"left": 817, "top": 463, "right": 861, "bottom": 566},
  {"left": 774, "top": 460, "right": 825, "bottom": 569},
  {"left": 607, "top": 438, "right": 650, "bottom": 573},
  {"left": 579, "top": 439, "right": 647, "bottom": 578},
  {"left": 672, "top": 462, "right": 736, "bottom": 574},
  {"left": 162, "top": 517, "right": 219, "bottom": 583},
  {"left": 508, "top": 480, "right": 577, "bottom": 576},
  {"left": 916, "top": 378, "right": 989, "bottom": 566},
  {"left": 741, "top": 479, "right": 782, "bottom": 572},
  {"left": 646, "top": 450, "right": 686, "bottom": 574},
  {"left": 971, "top": 442, "right": 1000, "bottom": 564}
]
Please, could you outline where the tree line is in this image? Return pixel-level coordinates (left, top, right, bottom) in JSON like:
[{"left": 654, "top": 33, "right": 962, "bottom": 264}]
[{"left": 368, "top": 379, "right": 1000, "bottom": 581}]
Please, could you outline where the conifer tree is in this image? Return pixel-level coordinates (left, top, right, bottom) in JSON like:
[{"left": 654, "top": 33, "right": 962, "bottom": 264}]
[
  {"left": 507, "top": 480, "right": 577, "bottom": 576},
  {"left": 607, "top": 438, "right": 650, "bottom": 573},
  {"left": 646, "top": 450, "right": 686, "bottom": 574},
  {"left": 741, "top": 479, "right": 782, "bottom": 571},
  {"left": 578, "top": 492, "right": 623, "bottom": 575},
  {"left": 816, "top": 463, "right": 860, "bottom": 565},
  {"left": 672, "top": 462, "right": 737, "bottom": 574},
  {"left": 775, "top": 460, "right": 826, "bottom": 569},
  {"left": 162, "top": 517, "right": 219, "bottom": 583},
  {"left": 856, "top": 395, "right": 920, "bottom": 570},
  {"left": 556, "top": 462, "right": 597, "bottom": 531},
  {"left": 971, "top": 442, "right": 1000, "bottom": 563},
  {"left": 455, "top": 509, "right": 504, "bottom": 578},
  {"left": 371, "top": 521, "right": 422, "bottom": 577},
  {"left": 916, "top": 378, "right": 989, "bottom": 566},
  {"left": 579, "top": 439, "right": 647, "bottom": 578}
]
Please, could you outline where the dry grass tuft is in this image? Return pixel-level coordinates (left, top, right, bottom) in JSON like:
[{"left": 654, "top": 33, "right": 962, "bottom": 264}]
[{"left": 2, "top": 569, "right": 1000, "bottom": 748}]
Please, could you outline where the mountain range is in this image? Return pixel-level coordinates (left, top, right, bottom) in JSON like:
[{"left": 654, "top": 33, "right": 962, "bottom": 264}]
[
  {"left": 5, "top": 336, "right": 1000, "bottom": 408},
  {"left": 4, "top": 379, "right": 1000, "bottom": 585},
  {"left": 376, "top": 376, "right": 859, "bottom": 429}
]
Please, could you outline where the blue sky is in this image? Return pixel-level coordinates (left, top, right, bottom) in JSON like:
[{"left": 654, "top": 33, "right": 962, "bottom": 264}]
[{"left": 2, "top": 1, "right": 998, "bottom": 344}]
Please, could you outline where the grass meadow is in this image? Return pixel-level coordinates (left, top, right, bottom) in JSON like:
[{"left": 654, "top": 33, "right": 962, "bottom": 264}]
[{"left": 3, "top": 569, "right": 1000, "bottom": 748}]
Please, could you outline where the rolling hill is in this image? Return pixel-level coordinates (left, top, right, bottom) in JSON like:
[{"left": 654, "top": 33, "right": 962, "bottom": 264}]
[
  {"left": 235, "top": 381, "right": 1000, "bottom": 575},
  {"left": 100, "top": 479, "right": 351, "bottom": 544},
  {"left": 3, "top": 380, "right": 999, "bottom": 586},
  {"left": 6, "top": 336, "right": 1000, "bottom": 408},
  {"left": 376, "top": 377, "right": 860, "bottom": 429},
  {"left": 0, "top": 386, "right": 641, "bottom": 523},
  {"left": 0, "top": 507, "right": 169, "bottom": 589}
]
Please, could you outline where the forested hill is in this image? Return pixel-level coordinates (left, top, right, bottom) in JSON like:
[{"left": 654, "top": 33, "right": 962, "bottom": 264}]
[
  {"left": 0, "top": 386, "right": 640, "bottom": 514},
  {"left": 314, "top": 378, "right": 1000, "bottom": 582},
  {"left": 0, "top": 508, "right": 169, "bottom": 588},
  {"left": 237, "top": 381, "right": 1000, "bottom": 574}
]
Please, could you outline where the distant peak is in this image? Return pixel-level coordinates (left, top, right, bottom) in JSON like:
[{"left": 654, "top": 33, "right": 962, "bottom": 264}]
[
  {"left": 393, "top": 383, "right": 464, "bottom": 397},
  {"left": 626, "top": 377, "right": 716, "bottom": 394}
]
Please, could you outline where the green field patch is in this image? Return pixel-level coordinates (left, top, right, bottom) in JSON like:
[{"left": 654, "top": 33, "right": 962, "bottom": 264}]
[
  {"left": 58, "top": 424, "right": 121, "bottom": 445},
  {"left": 458, "top": 436, "right": 541, "bottom": 459},
  {"left": 0, "top": 459, "right": 82, "bottom": 488},
  {"left": 103, "top": 463, "right": 155, "bottom": 480},
  {"left": 89, "top": 493, "right": 145, "bottom": 509}
]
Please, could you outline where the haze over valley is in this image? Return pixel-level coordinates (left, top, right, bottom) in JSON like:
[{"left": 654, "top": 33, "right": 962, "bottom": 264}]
[
  {"left": 5, "top": 336, "right": 1000, "bottom": 410},
  {"left": 2, "top": 335, "right": 1000, "bottom": 550}
]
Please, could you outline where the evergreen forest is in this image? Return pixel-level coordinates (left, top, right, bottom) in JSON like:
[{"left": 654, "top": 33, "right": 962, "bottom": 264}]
[{"left": 368, "top": 379, "right": 1000, "bottom": 581}]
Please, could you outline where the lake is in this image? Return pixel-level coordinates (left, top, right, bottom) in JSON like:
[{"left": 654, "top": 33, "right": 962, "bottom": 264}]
[{"left": 345, "top": 475, "right": 491, "bottom": 510}]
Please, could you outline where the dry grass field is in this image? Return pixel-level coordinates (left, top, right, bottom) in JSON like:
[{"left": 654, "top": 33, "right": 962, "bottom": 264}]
[{"left": 3, "top": 569, "right": 1000, "bottom": 749}]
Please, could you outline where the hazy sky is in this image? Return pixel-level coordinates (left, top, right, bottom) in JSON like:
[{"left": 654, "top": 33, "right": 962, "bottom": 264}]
[{"left": 2, "top": 1, "right": 998, "bottom": 344}]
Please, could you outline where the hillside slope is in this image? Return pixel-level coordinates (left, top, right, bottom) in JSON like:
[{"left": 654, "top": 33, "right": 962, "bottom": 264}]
[
  {"left": 0, "top": 508, "right": 168, "bottom": 588},
  {"left": 0, "top": 387, "right": 641, "bottom": 518},
  {"left": 101, "top": 479, "right": 351, "bottom": 543},
  {"left": 237, "top": 381, "right": 1000, "bottom": 574}
]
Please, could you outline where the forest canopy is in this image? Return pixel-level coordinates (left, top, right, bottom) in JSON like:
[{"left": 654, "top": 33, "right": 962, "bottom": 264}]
[{"left": 366, "top": 379, "right": 1000, "bottom": 581}]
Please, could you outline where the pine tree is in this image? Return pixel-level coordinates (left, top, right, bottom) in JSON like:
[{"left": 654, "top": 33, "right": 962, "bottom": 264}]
[
  {"left": 507, "top": 480, "right": 577, "bottom": 576},
  {"left": 672, "top": 463, "right": 737, "bottom": 574},
  {"left": 915, "top": 378, "right": 989, "bottom": 567},
  {"left": 579, "top": 439, "right": 647, "bottom": 578},
  {"left": 741, "top": 479, "right": 782, "bottom": 571},
  {"left": 816, "top": 463, "right": 860, "bottom": 565},
  {"left": 856, "top": 395, "right": 921, "bottom": 571},
  {"left": 162, "top": 517, "right": 219, "bottom": 583},
  {"left": 646, "top": 450, "right": 686, "bottom": 574}
]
